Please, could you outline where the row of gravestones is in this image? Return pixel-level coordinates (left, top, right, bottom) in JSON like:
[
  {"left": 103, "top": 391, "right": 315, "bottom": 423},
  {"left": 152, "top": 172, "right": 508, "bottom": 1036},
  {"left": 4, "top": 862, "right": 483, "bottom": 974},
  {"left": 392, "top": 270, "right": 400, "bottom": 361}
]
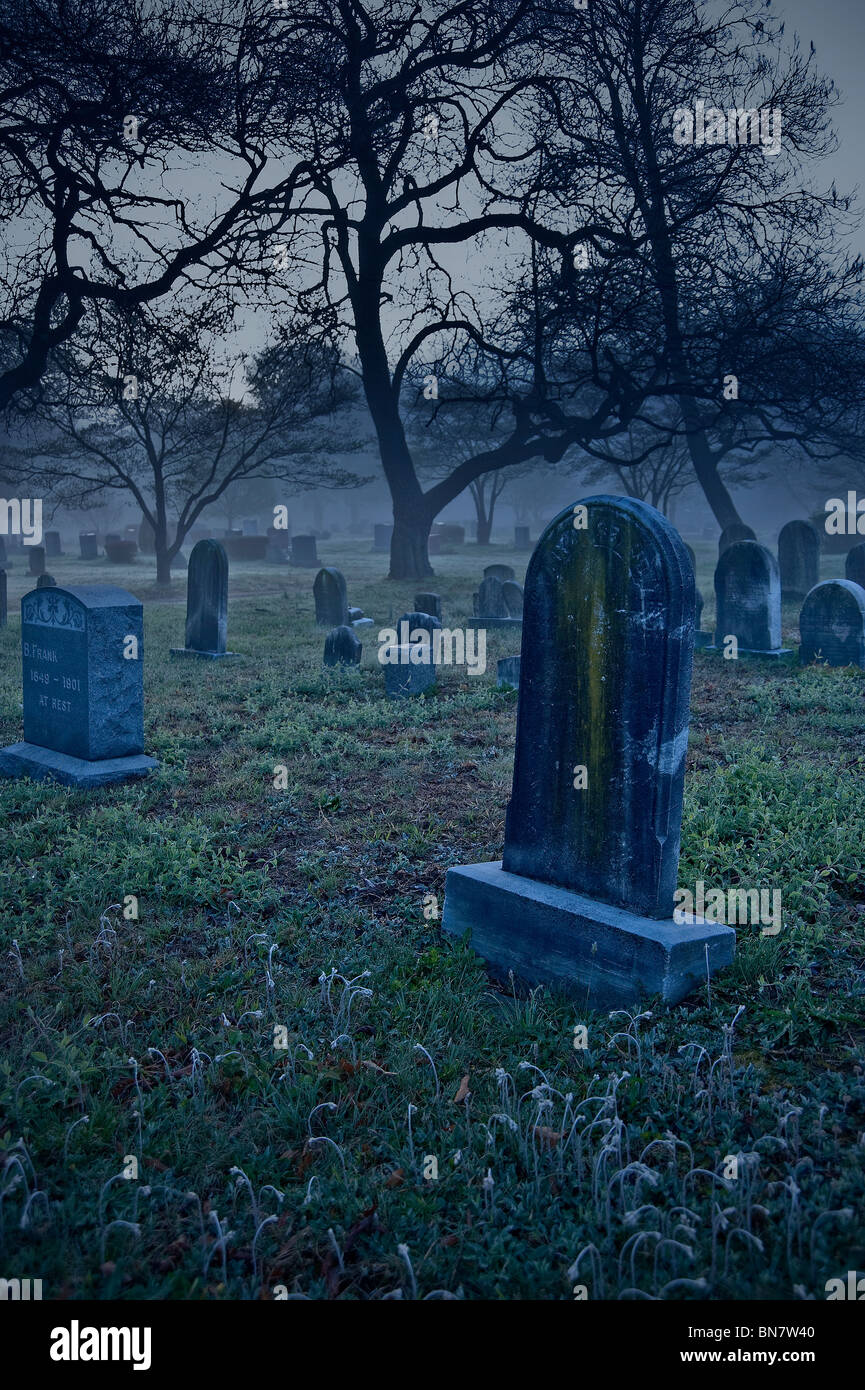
[
  {"left": 688, "top": 530, "right": 865, "bottom": 664},
  {"left": 2, "top": 498, "right": 859, "bottom": 1015},
  {"left": 373, "top": 525, "right": 533, "bottom": 554}
]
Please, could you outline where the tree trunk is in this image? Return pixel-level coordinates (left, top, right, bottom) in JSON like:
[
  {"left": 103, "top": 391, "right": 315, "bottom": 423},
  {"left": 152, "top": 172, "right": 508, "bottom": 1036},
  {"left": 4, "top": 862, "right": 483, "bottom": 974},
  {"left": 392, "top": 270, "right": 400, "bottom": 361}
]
[
  {"left": 476, "top": 517, "right": 492, "bottom": 545},
  {"left": 155, "top": 545, "right": 172, "bottom": 585},
  {"left": 389, "top": 511, "right": 434, "bottom": 580}
]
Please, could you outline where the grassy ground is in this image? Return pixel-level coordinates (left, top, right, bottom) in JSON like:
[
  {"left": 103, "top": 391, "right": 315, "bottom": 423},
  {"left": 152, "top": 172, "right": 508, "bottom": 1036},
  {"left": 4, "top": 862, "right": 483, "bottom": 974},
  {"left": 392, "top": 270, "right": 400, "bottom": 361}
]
[{"left": 0, "top": 539, "right": 863, "bottom": 1301}]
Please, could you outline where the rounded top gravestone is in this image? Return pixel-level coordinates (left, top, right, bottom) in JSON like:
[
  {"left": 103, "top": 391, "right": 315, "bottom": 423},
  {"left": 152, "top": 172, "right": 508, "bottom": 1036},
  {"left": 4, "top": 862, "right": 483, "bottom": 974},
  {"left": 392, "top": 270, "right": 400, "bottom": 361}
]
[
  {"left": 20, "top": 584, "right": 145, "bottom": 760},
  {"left": 483, "top": 563, "right": 516, "bottom": 583},
  {"left": 799, "top": 579, "right": 865, "bottom": 668},
  {"left": 184, "top": 540, "right": 228, "bottom": 655},
  {"left": 714, "top": 540, "right": 781, "bottom": 653},
  {"left": 718, "top": 522, "right": 756, "bottom": 557},
  {"left": 313, "top": 567, "right": 349, "bottom": 627},
  {"left": 778, "top": 519, "right": 819, "bottom": 600},
  {"left": 502, "top": 496, "right": 695, "bottom": 919}
]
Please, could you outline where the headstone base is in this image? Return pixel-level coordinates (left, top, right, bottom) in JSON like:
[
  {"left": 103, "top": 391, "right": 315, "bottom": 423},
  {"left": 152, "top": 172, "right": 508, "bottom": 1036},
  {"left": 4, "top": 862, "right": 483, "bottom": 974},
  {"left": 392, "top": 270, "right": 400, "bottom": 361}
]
[
  {"left": 169, "top": 648, "right": 237, "bottom": 660},
  {"left": 705, "top": 646, "right": 792, "bottom": 659},
  {"left": 0, "top": 741, "right": 158, "bottom": 788},
  {"left": 442, "top": 861, "right": 735, "bottom": 1008}
]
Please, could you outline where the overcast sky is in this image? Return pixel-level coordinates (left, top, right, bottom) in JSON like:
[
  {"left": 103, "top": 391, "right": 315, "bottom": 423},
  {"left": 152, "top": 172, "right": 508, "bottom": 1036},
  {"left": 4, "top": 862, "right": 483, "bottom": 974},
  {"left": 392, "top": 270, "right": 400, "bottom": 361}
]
[{"left": 778, "top": 0, "right": 865, "bottom": 257}]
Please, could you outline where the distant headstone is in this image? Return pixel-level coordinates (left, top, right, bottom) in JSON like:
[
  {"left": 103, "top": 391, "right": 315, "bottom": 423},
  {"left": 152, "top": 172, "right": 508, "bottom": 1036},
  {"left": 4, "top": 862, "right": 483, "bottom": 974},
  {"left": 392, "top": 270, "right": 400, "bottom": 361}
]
[
  {"left": 373, "top": 524, "right": 393, "bottom": 553},
  {"left": 79, "top": 533, "right": 99, "bottom": 560},
  {"left": 484, "top": 564, "right": 515, "bottom": 582},
  {"left": 313, "top": 568, "right": 348, "bottom": 626},
  {"left": 470, "top": 575, "right": 522, "bottom": 629},
  {"left": 799, "top": 580, "right": 865, "bottom": 668},
  {"left": 442, "top": 495, "right": 734, "bottom": 1006},
  {"left": 138, "top": 519, "right": 156, "bottom": 555},
  {"left": 396, "top": 611, "right": 441, "bottom": 645},
  {"left": 170, "top": 540, "right": 233, "bottom": 659},
  {"left": 29, "top": 546, "right": 45, "bottom": 577},
  {"left": 265, "top": 529, "right": 289, "bottom": 564},
  {"left": 291, "top": 534, "right": 318, "bottom": 567},
  {"left": 438, "top": 524, "right": 465, "bottom": 547},
  {"left": 44, "top": 530, "right": 62, "bottom": 557},
  {"left": 414, "top": 592, "right": 442, "bottom": 621},
  {"left": 383, "top": 647, "right": 437, "bottom": 700},
  {"left": 515, "top": 526, "right": 531, "bottom": 550},
  {"left": 37, "top": 574, "right": 57, "bottom": 588},
  {"left": 242, "top": 518, "right": 258, "bottom": 536},
  {"left": 497, "top": 655, "right": 520, "bottom": 689},
  {"left": 714, "top": 541, "right": 788, "bottom": 656},
  {"left": 0, "top": 569, "right": 6, "bottom": 627},
  {"left": 778, "top": 520, "right": 819, "bottom": 600},
  {"left": 428, "top": 534, "right": 442, "bottom": 556},
  {"left": 105, "top": 538, "right": 137, "bottom": 563},
  {"left": 324, "top": 625, "right": 362, "bottom": 666},
  {"left": 845, "top": 542, "right": 865, "bottom": 589},
  {"left": 347, "top": 605, "right": 364, "bottom": 623},
  {"left": 501, "top": 580, "right": 524, "bottom": 618},
  {"left": 718, "top": 523, "right": 756, "bottom": 557},
  {"left": 0, "top": 585, "right": 159, "bottom": 786}
]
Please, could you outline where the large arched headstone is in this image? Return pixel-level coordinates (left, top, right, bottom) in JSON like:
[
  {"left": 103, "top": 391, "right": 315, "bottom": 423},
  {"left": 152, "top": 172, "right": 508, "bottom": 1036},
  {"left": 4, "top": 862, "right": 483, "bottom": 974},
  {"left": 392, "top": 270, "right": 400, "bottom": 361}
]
[
  {"left": 778, "top": 520, "right": 819, "bottom": 601},
  {"left": 442, "top": 496, "right": 734, "bottom": 1006},
  {"left": 171, "top": 540, "right": 232, "bottom": 659},
  {"left": 799, "top": 580, "right": 865, "bottom": 668},
  {"left": 714, "top": 541, "right": 787, "bottom": 656}
]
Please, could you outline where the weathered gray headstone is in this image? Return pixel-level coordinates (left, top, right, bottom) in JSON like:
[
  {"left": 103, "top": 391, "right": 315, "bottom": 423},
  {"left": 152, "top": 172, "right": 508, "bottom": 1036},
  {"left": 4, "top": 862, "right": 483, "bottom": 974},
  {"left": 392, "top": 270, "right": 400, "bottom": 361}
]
[
  {"left": 324, "top": 625, "right": 362, "bottom": 666},
  {"left": 501, "top": 580, "right": 524, "bottom": 618},
  {"left": 384, "top": 649, "right": 437, "bottom": 700},
  {"left": 497, "top": 655, "right": 521, "bottom": 689},
  {"left": 718, "top": 523, "right": 756, "bottom": 557},
  {"left": 414, "top": 592, "right": 442, "bottom": 621},
  {"left": 347, "top": 605, "right": 364, "bottom": 623},
  {"left": 170, "top": 540, "right": 233, "bottom": 659},
  {"left": 0, "top": 569, "right": 6, "bottom": 627},
  {"left": 484, "top": 564, "right": 516, "bottom": 582},
  {"left": 778, "top": 520, "right": 819, "bottom": 601},
  {"left": 291, "top": 534, "right": 318, "bottom": 568},
  {"left": 470, "top": 575, "right": 522, "bottom": 629},
  {"left": 515, "top": 526, "right": 531, "bottom": 550},
  {"left": 442, "top": 495, "right": 734, "bottom": 1007},
  {"left": 0, "top": 585, "right": 159, "bottom": 786},
  {"left": 799, "top": 580, "right": 865, "bottom": 668},
  {"left": 29, "top": 546, "right": 45, "bottom": 577},
  {"left": 373, "top": 524, "right": 393, "bottom": 553},
  {"left": 313, "top": 568, "right": 348, "bottom": 626},
  {"left": 844, "top": 542, "right": 865, "bottom": 589},
  {"left": 79, "top": 533, "right": 99, "bottom": 560},
  {"left": 396, "top": 611, "right": 441, "bottom": 645},
  {"left": 44, "top": 530, "right": 62, "bottom": 558},
  {"left": 37, "top": 574, "right": 57, "bottom": 588},
  {"left": 714, "top": 541, "right": 788, "bottom": 656},
  {"left": 265, "top": 528, "right": 289, "bottom": 564}
]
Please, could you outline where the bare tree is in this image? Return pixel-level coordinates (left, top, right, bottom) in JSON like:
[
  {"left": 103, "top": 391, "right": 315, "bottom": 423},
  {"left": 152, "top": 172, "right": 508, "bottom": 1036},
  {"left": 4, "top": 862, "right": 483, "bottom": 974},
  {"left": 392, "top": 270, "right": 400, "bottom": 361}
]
[{"left": 8, "top": 300, "right": 365, "bottom": 583}]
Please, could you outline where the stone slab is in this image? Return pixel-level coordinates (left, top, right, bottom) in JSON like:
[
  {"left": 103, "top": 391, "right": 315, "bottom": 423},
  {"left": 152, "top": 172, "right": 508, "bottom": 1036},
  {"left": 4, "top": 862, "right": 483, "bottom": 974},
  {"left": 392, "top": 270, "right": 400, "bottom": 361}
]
[
  {"left": 442, "top": 860, "right": 735, "bottom": 1008},
  {"left": 0, "top": 741, "right": 158, "bottom": 788}
]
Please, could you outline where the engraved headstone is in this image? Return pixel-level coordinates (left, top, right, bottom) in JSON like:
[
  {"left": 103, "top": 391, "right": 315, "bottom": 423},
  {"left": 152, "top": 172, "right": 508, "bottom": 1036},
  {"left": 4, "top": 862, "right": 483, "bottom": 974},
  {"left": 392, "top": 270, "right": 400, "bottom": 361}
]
[
  {"left": 291, "top": 534, "right": 318, "bottom": 568},
  {"left": 778, "top": 520, "right": 819, "bottom": 601},
  {"left": 714, "top": 541, "right": 788, "bottom": 656},
  {"left": 718, "top": 523, "right": 756, "bottom": 557},
  {"left": 414, "top": 592, "right": 442, "bottom": 621},
  {"left": 171, "top": 540, "right": 232, "bottom": 659},
  {"left": 44, "top": 530, "right": 62, "bottom": 558},
  {"left": 0, "top": 585, "right": 158, "bottom": 786},
  {"left": 442, "top": 496, "right": 734, "bottom": 1006},
  {"left": 799, "top": 580, "right": 865, "bottom": 668},
  {"left": 845, "top": 542, "right": 865, "bottom": 590},
  {"left": 324, "top": 625, "right": 362, "bottom": 666},
  {"left": 313, "top": 568, "right": 348, "bottom": 627},
  {"left": 483, "top": 564, "right": 515, "bottom": 582},
  {"left": 79, "top": 533, "right": 99, "bottom": 560},
  {"left": 29, "top": 546, "right": 45, "bottom": 577}
]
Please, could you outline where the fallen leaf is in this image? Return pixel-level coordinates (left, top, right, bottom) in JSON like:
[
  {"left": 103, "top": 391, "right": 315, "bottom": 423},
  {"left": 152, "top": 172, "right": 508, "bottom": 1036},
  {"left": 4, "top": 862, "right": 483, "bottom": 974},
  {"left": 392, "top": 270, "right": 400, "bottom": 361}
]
[
  {"left": 533, "top": 1126, "right": 563, "bottom": 1147},
  {"left": 453, "top": 1075, "right": 471, "bottom": 1104},
  {"left": 385, "top": 1169, "right": 405, "bottom": 1189}
]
